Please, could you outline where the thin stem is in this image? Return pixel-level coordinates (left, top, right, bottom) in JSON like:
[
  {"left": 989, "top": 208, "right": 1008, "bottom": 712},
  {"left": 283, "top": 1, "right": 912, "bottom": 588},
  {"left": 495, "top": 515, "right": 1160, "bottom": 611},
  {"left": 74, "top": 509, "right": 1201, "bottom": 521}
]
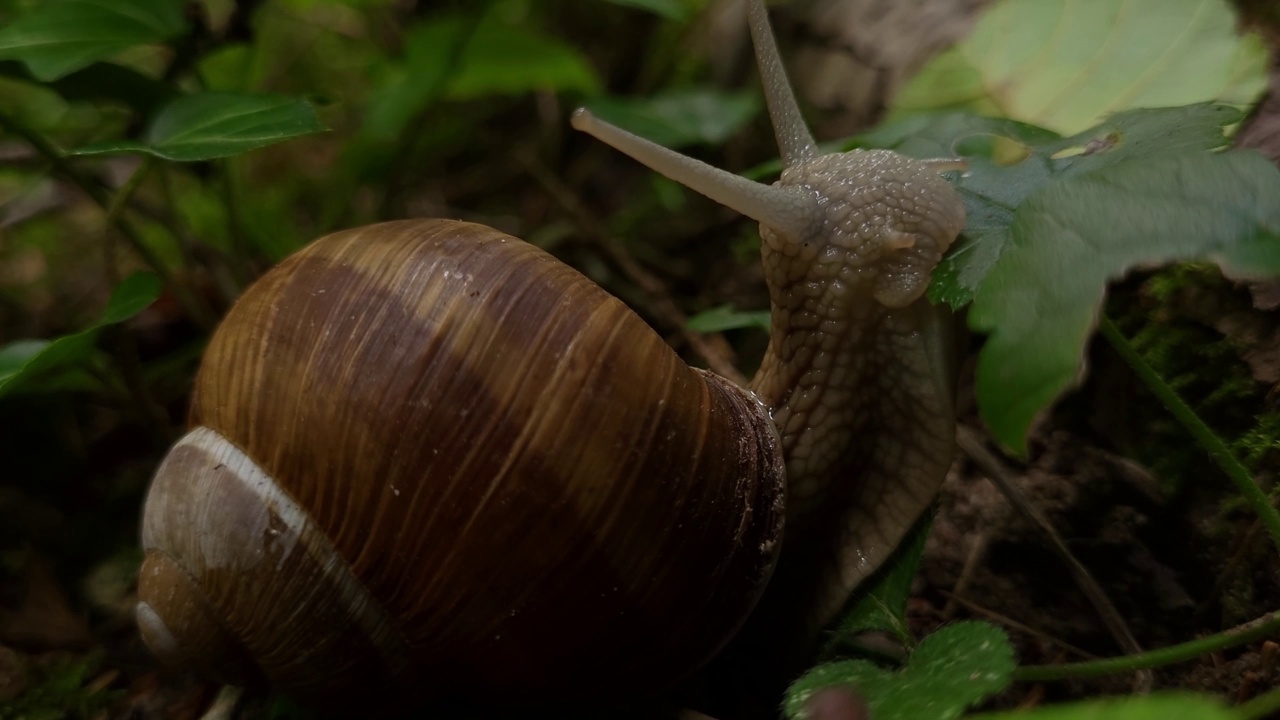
[
  {"left": 1237, "top": 684, "right": 1280, "bottom": 720},
  {"left": 1099, "top": 314, "right": 1280, "bottom": 556},
  {"left": 1013, "top": 611, "right": 1280, "bottom": 682},
  {"left": 0, "top": 109, "right": 217, "bottom": 330},
  {"left": 0, "top": 107, "right": 111, "bottom": 205},
  {"left": 957, "top": 425, "right": 1151, "bottom": 692},
  {"left": 103, "top": 157, "right": 155, "bottom": 283},
  {"left": 100, "top": 158, "right": 173, "bottom": 445},
  {"left": 220, "top": 157, "right": 253, "bottom": 286},
  {"left": 515, "top": 147, "right": 750, "bottom": 386}
]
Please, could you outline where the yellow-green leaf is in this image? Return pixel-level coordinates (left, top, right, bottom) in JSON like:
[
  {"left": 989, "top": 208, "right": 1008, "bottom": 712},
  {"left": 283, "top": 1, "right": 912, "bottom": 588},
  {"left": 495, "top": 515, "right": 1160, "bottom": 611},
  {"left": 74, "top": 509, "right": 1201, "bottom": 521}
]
[{"left": 894, "top": 0, "right": 1268, "bottom": 135}]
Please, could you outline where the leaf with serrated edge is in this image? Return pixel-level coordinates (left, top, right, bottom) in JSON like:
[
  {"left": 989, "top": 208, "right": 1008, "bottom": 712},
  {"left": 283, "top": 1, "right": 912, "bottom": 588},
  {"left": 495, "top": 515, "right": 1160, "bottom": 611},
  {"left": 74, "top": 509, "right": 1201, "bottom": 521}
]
[
  {"left": 786, "top": 622, "right": 1014, "bottom": 720},
  {"left": 910, "top": 104, "right": 1243, "bottom": 309},
  {"left": 857, "top": 104, "right": 1280, "bottom": 464},
  {"left": 970, "top": 150, "right": 1280, "bottom": 453}
]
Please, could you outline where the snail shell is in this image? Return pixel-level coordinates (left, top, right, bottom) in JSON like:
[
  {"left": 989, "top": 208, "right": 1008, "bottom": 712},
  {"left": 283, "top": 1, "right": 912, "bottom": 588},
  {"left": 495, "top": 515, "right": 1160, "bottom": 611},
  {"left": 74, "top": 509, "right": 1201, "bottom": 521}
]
[{"left": 136, "top": 219, "right": 786, "bottom": 708}]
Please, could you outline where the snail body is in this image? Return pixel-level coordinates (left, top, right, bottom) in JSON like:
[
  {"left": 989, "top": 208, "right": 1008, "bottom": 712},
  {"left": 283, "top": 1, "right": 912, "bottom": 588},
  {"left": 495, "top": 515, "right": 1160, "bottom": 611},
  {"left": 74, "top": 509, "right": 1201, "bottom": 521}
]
[{"left": 136, "top": 0, "right": 966, "bottom": 710}]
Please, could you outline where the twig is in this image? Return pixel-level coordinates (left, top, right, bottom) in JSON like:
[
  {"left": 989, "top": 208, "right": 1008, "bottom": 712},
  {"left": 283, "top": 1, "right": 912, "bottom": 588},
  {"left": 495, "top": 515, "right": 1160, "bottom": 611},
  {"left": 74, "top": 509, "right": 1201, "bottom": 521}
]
[
  {"left": 219, "top": 157, "right": 254, "bottom": 286},
  {"left": 99, "top": 158, "right": 173, "bottom": 445},
  {"left": 956, "top": 425, "right": 1152, "bottom": 692},
  {"left": 518, "top": 150, "right": 750, "bottom": 386},
  {"left": 1236, "top": 674, "right": 1280, "bottom": 719},
  {"left": 1202, "top": 518, "right": 1265, "bottom": 619},
  {"left": 103, "top": 157, "right": 155, "bottom": 284},
  {"left": 0, "top": 108, "right": 217, "bottom": 330},
  {"left": 941, "top": 531, "right": 988, "bottom": 620},
  {"left": 936, "top": 590, "right": 1098, "bottom": 661},
  {"left": 1013, "top": 610, "right": 1280, "bottom": 683},
  {"left": 377, "top": 2, "right": 491, "bottom": 220},
  {"left": 1099, "top": 314, "right": 1280, "bottom": 558}
]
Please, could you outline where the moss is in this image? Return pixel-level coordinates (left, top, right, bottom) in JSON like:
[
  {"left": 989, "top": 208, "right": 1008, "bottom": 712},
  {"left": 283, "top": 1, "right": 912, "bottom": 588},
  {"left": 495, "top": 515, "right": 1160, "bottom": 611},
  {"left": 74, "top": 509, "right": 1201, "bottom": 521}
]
[
  {"left": 1, "top": 651, "right": 121, "bottom": 720},
  {"left": 1109, "top": 264, "right": 1280, "bottom": 491}
]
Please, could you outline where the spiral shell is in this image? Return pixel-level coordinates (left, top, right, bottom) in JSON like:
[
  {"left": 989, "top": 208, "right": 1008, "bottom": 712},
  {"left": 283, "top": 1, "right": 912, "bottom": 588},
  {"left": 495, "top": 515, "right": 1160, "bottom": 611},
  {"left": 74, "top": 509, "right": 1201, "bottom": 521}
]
[{"left": 136, "top": 219, "right": 786, "bottom": 709}]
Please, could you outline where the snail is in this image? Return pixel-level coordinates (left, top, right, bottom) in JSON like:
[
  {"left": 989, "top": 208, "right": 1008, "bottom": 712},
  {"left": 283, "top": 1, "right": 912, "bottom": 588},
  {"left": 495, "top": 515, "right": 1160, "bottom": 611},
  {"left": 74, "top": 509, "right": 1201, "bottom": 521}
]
[{"left": 134, "top": 0, "right": 966, "bottom": 713}]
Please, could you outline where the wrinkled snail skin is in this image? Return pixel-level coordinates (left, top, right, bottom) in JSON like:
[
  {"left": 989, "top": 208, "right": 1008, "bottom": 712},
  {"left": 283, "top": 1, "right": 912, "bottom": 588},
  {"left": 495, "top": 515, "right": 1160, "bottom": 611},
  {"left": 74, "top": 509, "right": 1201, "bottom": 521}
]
[
  {"left": 135, "top": 0, "right": 967, "bottom": 711},
  {"left": 572, "top": 0, "right": 967, "bottom": 641},
  {"left": 137, "top": 221, "right": 786, "bottom": 709},
  {"left": 747, "top": 152, "right": 965, "bottom": 631}
]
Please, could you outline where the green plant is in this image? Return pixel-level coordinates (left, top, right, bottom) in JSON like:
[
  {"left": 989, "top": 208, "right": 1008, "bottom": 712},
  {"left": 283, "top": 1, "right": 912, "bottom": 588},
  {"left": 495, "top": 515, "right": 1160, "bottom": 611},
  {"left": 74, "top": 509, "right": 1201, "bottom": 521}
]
[{"left": 1, "top": 0, "right": 1278, "bottom": 718}]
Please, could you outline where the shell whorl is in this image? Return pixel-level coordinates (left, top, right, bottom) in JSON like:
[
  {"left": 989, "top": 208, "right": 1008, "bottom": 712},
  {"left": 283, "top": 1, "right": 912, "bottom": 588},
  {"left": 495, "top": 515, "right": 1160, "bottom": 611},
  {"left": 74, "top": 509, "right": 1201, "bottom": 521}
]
[
  {"left": 137, "top": 218, "right": 786, "bottom": 705},
  {"left": 138, "top": 427, "right": 409, "bottom": 705}
]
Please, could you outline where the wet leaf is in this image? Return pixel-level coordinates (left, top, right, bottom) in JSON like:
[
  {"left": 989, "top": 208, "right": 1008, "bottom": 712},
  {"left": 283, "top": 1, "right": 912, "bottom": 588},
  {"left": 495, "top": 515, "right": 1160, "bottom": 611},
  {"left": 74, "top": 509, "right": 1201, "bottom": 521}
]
[{"left": 785, "top": 622, "right": 1014, "bottom": 720}]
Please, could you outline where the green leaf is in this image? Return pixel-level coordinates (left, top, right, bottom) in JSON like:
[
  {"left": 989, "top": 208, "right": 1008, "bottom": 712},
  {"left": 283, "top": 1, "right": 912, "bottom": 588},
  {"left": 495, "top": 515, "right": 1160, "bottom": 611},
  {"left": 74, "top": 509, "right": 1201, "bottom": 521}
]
[
  {"left": 360, "top": 6, "right": 601, "bottom": 146},
  {"left": 0, "top": 59, "right": 178, "bottom": 115},
  {"left": 0, "top": 0, "right": 187, "bottom": 82},
  {"left": 686, "top": 304, "right": 771, "bottom": 333},
  {"left": 894, "top": 0, "right": 1268, "bottom": 135},
  {"left": 360, "top": 16, "right": 472, "bottom": 143},
  {"left": 601, "top": 0, "right": 697, "bottom": 21},
  {"left": 858, "top": 104, "right": 1280, "bottom": 454},
  {"left": 100, "top": 271, "right": 165, "bottom": 323},
  {"left": 0, "top": 272, "right": 161, "bottom": 396},
  {"left": 785, "top": 622, "right": 1014, "bottom": 720},
  {"left": 970, "top": 149, "right": 1280, "bottom": 453},
  {"left": 969, "top": 693, "right": 1232, "bottom": 720},
  {"left": 827, "top": 514, "right": 932, "bottom": 646},
  {"left": 70, "top": 92, "right": 327, "bottom": 161},
  {"left": 583, "top": 88, "right": 762, "bottom": 149},
  {"left": 445, "top": 8, "right": 601, "bottom": 100},
  {"left": 895, "top": 105, "right": 1242, "bottom": 309}
]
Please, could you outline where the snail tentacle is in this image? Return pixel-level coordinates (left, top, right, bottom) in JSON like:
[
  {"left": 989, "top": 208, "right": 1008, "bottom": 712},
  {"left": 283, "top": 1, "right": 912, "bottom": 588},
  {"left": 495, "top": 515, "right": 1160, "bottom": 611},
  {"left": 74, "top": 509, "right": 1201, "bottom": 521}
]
[
  {"left": 745, "top": 0, "right": 815, "bottom": 167},
  {"left": 570, "top": 109, "right": 818, "bottom": 242}
]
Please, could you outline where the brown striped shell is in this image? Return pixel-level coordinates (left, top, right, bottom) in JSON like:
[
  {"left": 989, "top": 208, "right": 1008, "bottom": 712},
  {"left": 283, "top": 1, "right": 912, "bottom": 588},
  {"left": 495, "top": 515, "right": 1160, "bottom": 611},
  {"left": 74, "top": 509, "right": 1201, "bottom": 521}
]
[{"left": 136, "top": 219, "right": 786, "bottom": 709}]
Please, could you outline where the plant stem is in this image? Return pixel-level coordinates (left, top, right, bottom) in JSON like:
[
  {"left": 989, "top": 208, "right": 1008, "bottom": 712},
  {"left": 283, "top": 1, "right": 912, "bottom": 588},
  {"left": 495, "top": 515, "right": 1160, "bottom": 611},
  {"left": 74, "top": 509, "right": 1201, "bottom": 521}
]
[
  {"left": 0, "top": 108, "right": 217, "bottom": 330},
  {"left": 100, "top": 159, "right": 174, "bottom": 445},
  {"left": 0, "top": 108, "right": 111, "bottom": 204},
  {"left": 1236, "top": 684, "right": 1280, "bottom": 720},
  {"left": 104, "top": 157, "right": 156, "bottom": 283},
  {"left": 1013, "top": 611, "right": 1280, "bottom": 682},
  {"left": 1098, "top": 314, "right": 1280, "bottom": 556},
  {"left": 220, "top": 157, "right": 254, "bottom": 286}
]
